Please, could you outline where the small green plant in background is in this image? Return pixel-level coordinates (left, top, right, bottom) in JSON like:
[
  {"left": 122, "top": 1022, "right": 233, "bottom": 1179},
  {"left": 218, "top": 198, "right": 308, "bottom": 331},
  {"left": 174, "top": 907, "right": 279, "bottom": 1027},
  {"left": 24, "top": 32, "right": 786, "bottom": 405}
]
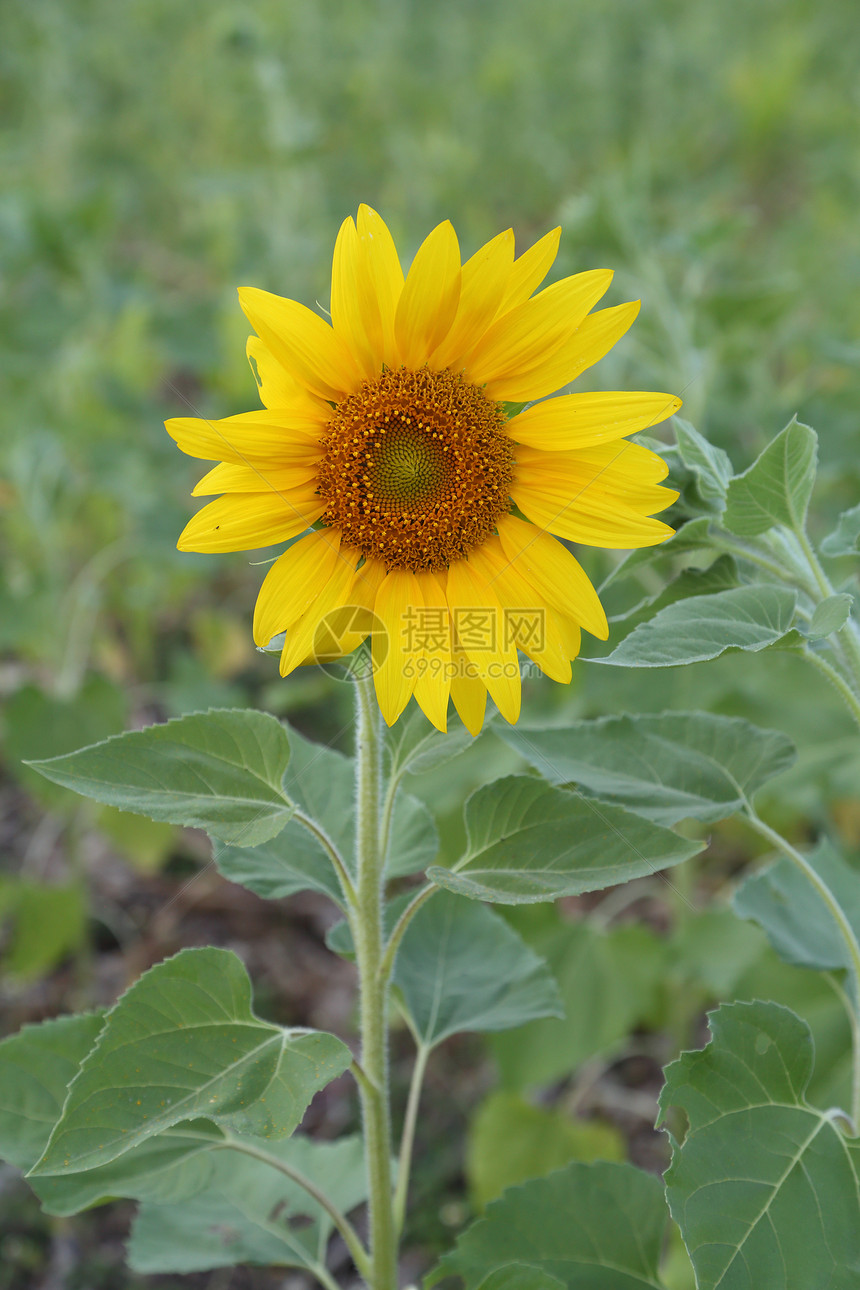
[{"left": 1, "top": 199, "right": 859, "bottom": 1290}]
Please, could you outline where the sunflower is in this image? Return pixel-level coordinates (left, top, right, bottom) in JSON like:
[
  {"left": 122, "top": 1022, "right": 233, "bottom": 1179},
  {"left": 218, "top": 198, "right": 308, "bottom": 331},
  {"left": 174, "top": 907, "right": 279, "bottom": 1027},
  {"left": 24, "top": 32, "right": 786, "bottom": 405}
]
[{"left": 167, "top": 207, "right": 679, "bottom": 734}]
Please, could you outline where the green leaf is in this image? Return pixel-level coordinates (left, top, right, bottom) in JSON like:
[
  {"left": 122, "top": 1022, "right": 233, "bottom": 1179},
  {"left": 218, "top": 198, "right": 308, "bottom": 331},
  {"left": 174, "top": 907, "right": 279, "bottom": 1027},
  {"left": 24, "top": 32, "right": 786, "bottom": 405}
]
[
  {"left": 674, "top": 418, "right": 734, "bottom": 505},
  {"left": 393, "top": 892, "right": 562, "bottom": 1046},
  {"left": 0, "top": 1011, "right": 223, "bottom": 1215},
  {"left": 595, "top": 585, "right": 797, "bottom": 667},
  {"left": 659, "top": 1000, "right": 860, "bottom": 1290},
  {"left": 386, "top": 704, "right": 475, "bottom": 777},
  {"left": 215, "top": 727, "right": 437, "bottom": 907},
  {"left": 466, "top": 1092, "right": 623, "bottom": 1210},
  {"left": 31, "top": 948, "right": 350, "bottom": 1176},
  {"left": 128, "top": 1134, "right": 367, "bottom": 1275},
  {"left": 821, "top": 502, "right": 860, "bottom": 557},
  {"left": 806, "top": 592, "right": 853, "bottom": 640},
  {"left": 475, "top": 1266, "right": 566, "bottom": 1290},
  {"left": 430, "top": 1160, "right": 669, "bottom": 1289},
  {"left": 733, "top": 839, "right": 860, "bottom": 978},
  {"left": 27, "top": 709, "right": 295, "bottom": 846},
  {"left": 491, "top": 919, "right": 666, "bottom": 1089},
  {"left": 723, "top": 417, "right": 818, "bottom": 536},
  {"left": 498, "top": 711, "right": 795, "bottom": 825},
  {"left": 0, "top": 1012, "right": 105, "bottom": 1173},
  {"left": 428, "top": 776, "right": 702, "bottom": 904}
]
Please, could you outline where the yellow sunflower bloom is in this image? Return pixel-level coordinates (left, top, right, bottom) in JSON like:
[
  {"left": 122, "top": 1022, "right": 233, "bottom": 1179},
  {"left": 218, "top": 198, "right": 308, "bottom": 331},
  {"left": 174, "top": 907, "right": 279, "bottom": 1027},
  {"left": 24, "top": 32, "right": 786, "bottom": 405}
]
[{"left": 167, "top": 206, "right": 680, "bottom": 735}]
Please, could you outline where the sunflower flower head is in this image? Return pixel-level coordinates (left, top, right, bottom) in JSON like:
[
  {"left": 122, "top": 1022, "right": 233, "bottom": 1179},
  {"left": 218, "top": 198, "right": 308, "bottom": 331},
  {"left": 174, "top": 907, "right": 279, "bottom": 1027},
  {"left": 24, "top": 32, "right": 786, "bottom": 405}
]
[{"left": 167, "top": 207, "right": 680, "bottom": 735}]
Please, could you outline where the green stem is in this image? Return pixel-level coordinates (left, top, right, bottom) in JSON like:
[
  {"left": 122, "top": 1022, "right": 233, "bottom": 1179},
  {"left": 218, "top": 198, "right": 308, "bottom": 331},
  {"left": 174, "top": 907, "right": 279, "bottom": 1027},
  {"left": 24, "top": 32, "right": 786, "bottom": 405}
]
[
  {"left": 379, "top": 883, "right": 437, "bottom": 982},
  {"left": 823, "top": 973, "right": 860, "bottom": 1133},
  {"left": 792, "top": 526, "right": 860, "bottom": 688},
  {"left": 293, "top": 808, "right": 357, "bottom": 909},
  {"left": 393, "top": 1040, "right": 431, "bottom": 1237},
  {"left": 803, "top": 649, "right": 860, "bottom": 731},
  {"left": 744, "top": 808, "right": 860, "bottom": 1127},
  {"left": 218, "top": 1136, "right": 371, "bottom": 1282},
  {"left": 353, "top": 671, "right": 398, "bottom": 1290}
]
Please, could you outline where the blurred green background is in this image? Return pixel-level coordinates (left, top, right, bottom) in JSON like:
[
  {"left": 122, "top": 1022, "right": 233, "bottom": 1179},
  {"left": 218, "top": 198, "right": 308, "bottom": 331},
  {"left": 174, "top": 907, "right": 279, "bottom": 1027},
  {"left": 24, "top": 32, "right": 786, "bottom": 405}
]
[{"left": 1, "top": 0, "right": 859, "bottom": 1284}]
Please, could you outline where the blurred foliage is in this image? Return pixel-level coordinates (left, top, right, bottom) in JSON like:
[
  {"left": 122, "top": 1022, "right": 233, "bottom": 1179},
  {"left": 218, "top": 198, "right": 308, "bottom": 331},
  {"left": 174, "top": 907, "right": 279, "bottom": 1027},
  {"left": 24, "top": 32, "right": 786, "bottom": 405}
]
[{"left": 1, "top": 0, "right": 859, "bottom": 1281}]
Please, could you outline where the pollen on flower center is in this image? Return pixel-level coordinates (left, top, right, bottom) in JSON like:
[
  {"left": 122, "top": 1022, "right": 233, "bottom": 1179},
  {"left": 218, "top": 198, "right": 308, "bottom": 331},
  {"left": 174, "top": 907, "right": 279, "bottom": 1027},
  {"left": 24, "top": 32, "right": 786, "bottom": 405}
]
[{"left": 316, "top": 367, "right": 514, "bottom": 571}]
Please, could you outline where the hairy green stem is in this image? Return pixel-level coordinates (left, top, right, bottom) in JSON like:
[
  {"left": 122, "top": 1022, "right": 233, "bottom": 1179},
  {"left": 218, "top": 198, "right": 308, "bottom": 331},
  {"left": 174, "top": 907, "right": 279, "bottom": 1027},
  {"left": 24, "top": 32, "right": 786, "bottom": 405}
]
[
  {"left": 380, "top": 883, "right": 437, "bottom": 982},
  {"left": 353, "top": 671, "right": 397, "bottom": 1290},
  {"left": 803, "top": 649, "right": 860, "bottom": 731},
  {"left": 393, "top": 1040, "right": 430, "bottom": 1237},
  {"left": 218, "top": 1136, "right": 371, "bottom": 1281},
  {"left": 293, "top": 808, "right": 357, "bottom": 909},
  {"left": 823, "top": 973, "right": 860, "bottom": 1133},
  {"left": 744, "top": 809, "right": 860, "bottom": 1128}
]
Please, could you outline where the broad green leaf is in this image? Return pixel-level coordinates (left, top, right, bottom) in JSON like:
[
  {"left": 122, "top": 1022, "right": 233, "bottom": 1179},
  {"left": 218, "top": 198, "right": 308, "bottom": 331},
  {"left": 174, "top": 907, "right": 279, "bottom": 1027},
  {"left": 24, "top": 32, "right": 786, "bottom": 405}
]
[
  {"left": 498, "top": 712, "right": 795, "bottom": 825},
  {"left": 821, "top": 502, "right": 860, "bottom": 557},
  {"left": 215, "top": 728, "right": 436, "bottom": 906},
  {"left": 466, "top": 1092, "right": 623, "bottom": 1210},
  {"left": 31, "top": 948, "right": 350, "bottom": 1175},
  {"left": 659, "top": 1001, "right": 860, "bottom": 1290},
  {"left": 0, "top": 1013, "right": 104, "bottom": 1173},
  {"left": 0, "top": 1012, "right": 237, "bottom": 1218},
  {"left": 28, "top": 709, "right": 294, "bottom": 846},
  {"left": 128, "top": 1134, "right": 367, "bottom": 1275},
  {"left": 492, "top": 919, "right": 666, "bottom": 1089},
  {"left": 733, "top": 839, "right": 860, "bottom": 979},
  {"left": 393, "top": 891, "right": 562, "bottom": 1046},
  {"left": 386, "top": 704, "right": 475, "bottom": 777},
  {"left": 476, "top": 1266, "right": 566, "bottom": 1290},
  {"left": 674, "top": 418, "right": 734, "bottom": 505},
  {"left": 430, "top": 1161, "right": 669, "bottom": 1289},
  {"left": 428, "top": 776, "right": 702, "bottom": 904},
  {"left": 602, "top": 556, "right": 739, "bottom": 645},
  {"left": 806, "top": 592, "right": 853, "bottom": 640},
  {"left": 723, "top": 417, "right": 817, "bottom": 536},
  {"left": 596, "top": 585, "right": 797, "bottom": 667}
]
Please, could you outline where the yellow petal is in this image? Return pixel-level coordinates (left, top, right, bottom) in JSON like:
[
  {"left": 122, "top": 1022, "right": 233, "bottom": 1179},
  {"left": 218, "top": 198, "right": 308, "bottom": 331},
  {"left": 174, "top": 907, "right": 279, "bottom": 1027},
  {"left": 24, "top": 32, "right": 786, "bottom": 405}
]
[
  {"left": 331, "top": 216, "right": 384, "bottom": 381},
  {"left": 465, "top": 269, "right": 613, "bottom": 388},
  {"left": 429, "top": 229, "right": 515, "bottom": 372},
  {"left": 497, "top": 513, "right": 608, "bottom": 640},
  {"left": 356, "top": 205, "right": 404, "bottom": 370},
  {"left": 316, "top": 555, "right": 389, "bottom": 661},
  {"left": 246, "top": 337, "right": 329, "bottom": 415},
  {"left": 468, "top": 540, "right": 572, "bottom": 684},
  {"left": 192, "top": 461, "right": 319, "bottom": 496},
  {"left": 394, "top": 221, "right": 462, "bottom": 369},
  {"left": 239, "top": 287, "right": 361, "bottom": 402},
  {"left": 374, "top": 568, "right": 421, "bottom": 726},
  {"left": 411, "top": 570, "right": 452, "bottom": 732},
  {"left": 449, "top": 645, "right": 487, "bottom": 737},
  {"left": 278, "top": 552, "right": 358, "bottom": 677},
  {"left": 487, "top": 300, "right": 639, "bottom": 402},
  {"left": 446, "top": 559, "right": 521, "bottom": 725},
  {"left": 253, "top": 528, "right": 345, "bottom": 647},
  {"left": 494, "top": 227, "right": 561, "bottom": 317},
  {"left": 178, "top": 491, "right": 322, "bottom": 554},
  {"left": 513, "top": 484, "right": 676, "bottom": 548},
  {"left": 507, "top": 391, "right": 682, "bottom": 451},
  {"left": 166, "top": 411, "right": 324, "bottom": 465},
  {"left": 516, "top": 440, "right": 672, "bottom": 491}
]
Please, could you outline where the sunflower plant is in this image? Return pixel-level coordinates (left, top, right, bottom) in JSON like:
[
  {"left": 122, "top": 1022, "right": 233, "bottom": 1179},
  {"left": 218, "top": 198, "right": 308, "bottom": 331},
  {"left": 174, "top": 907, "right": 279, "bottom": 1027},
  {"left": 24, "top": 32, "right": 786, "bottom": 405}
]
[{"left": 2, "top": 210, "right": 860, "bottom": 1290}]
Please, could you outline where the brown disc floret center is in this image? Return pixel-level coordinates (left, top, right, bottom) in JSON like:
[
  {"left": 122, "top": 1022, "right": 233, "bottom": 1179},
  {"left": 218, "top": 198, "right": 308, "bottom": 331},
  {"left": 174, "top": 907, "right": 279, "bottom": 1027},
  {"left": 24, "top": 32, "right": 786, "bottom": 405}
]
[{"left": 316, "top": 367, "right": 514, "bottom": 572}]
